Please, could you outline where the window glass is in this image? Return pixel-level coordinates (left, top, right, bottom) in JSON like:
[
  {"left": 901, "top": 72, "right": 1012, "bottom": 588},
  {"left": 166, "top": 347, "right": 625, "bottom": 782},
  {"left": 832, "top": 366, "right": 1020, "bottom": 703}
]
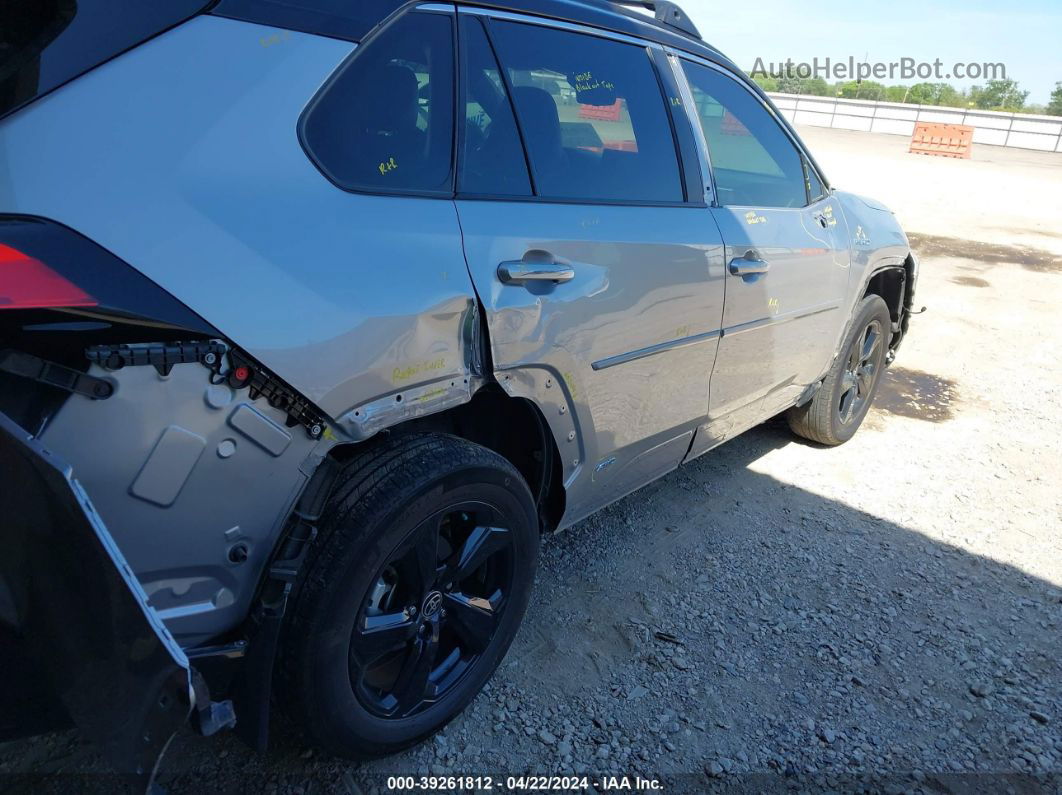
[
  {"left": 681, "top": 61, "right": 807, "bottom": 208},
  {"left": 1, "top": 0, "right": 210, "bottom": 119},
  {"left": 301, "top": 12, "right": 454, "bottom": 193},
  {"left": 488, "top": 21, "right": 683, "bottom": 203},
  {"left": 458, "top": 16, "right": 531, "bottom": 196}
]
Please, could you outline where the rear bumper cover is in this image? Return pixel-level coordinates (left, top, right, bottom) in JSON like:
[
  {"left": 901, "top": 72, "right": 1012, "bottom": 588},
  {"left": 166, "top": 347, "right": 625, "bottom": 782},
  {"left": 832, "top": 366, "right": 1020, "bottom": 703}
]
[{"left": 0, "top": 410, "right": 193, "bottom": 786}]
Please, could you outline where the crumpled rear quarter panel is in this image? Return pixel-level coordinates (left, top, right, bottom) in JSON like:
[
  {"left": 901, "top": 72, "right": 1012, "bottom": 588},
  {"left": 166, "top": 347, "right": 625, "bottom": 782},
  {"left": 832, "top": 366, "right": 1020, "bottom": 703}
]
[{"left": 0, "top": 15, "right": 478, "bottom": 424}]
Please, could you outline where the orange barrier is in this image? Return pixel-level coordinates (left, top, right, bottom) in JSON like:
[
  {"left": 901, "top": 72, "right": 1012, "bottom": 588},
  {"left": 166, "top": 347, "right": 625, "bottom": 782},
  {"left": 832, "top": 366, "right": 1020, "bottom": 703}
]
[
  {"left": 721, "top": 110, "right": 750, "bottom": 136},
  {"left": 909, "top": 123, "right": 974, "bottom": 159},
  {"left": 579, "top": 99, "right": 622, "bottom": 121}
]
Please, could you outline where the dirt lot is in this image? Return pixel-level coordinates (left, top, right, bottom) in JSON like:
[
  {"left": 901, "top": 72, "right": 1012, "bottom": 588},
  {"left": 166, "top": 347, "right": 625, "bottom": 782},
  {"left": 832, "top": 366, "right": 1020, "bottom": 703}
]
[{"left": 3, "top": 129, "right": 1061, "bottom": 794}]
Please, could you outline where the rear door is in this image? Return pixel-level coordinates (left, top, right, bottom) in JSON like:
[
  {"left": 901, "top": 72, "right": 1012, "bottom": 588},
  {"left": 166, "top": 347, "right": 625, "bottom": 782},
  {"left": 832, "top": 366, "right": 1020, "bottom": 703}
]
[
  {"left": 677, "top": 59, "right": 850, "bottom": 444},
  {"left": 454, "top": 11, "right": 725, "bottom": 521}
]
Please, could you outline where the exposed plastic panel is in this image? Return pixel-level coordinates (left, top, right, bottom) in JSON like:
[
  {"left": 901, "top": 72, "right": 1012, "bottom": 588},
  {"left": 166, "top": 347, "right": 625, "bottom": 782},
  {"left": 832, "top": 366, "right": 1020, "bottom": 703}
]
[
  {"left": 38, "top": 360, "right": 319, "bottom": 644},
  {"left": 130, "top": 425, "right": 207, "bottom": 506}
]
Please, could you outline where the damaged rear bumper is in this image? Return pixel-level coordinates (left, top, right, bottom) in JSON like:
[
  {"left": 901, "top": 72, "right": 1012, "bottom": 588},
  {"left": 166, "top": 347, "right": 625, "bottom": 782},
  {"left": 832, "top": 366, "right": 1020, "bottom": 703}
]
[{"left": 0, "top": 410, "right": 194, "bottom": 788}]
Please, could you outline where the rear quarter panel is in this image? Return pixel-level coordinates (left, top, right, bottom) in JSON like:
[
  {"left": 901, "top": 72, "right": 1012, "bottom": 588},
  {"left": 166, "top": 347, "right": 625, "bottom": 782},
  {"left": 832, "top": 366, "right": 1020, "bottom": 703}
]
[{"left": 0, "top": 16, "right": 478, "bottom": 428}]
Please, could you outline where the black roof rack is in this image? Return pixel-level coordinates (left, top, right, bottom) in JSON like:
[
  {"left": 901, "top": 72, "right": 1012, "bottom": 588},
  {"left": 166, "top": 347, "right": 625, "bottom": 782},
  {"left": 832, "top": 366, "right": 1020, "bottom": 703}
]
[{"left": 607, "top": 1, "right": 701, "bottom": 39}]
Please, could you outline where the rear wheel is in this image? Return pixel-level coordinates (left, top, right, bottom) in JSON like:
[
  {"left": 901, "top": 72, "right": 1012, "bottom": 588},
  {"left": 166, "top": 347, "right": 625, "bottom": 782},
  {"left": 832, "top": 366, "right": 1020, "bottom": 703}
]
[
  {"left": 279, "top": 434, "right": 539, "bottom": 758},
  {"left": 787, "top": 295, "right": 891, "bottom": 445}
]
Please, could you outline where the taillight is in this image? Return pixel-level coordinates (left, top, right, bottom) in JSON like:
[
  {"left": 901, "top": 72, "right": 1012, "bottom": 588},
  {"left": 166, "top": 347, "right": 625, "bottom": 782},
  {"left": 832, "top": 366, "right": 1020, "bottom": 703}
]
[
  {"left": 0, "top": 216, "right": 217, "bottom": 334},
  {"left": 0, "top": 243, "right": 97, "bottom": 310}
]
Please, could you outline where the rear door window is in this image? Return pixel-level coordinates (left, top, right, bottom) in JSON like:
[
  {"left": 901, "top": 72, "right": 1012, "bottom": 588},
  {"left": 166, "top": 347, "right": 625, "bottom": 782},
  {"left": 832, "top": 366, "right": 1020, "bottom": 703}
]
[
  {"left": 487, "top": 21, "right": 683, "bottom": 203},
  {"left": 681, "top": 60, "right": 808, "bottom": 208},
  {"left": 300, "top": 10, "right": 455, "bottom": 194}
]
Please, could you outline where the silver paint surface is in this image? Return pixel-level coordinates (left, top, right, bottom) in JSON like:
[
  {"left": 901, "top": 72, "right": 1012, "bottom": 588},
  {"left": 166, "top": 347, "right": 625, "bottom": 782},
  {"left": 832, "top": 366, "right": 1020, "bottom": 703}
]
[
  {"left": 0, "top": 8, "right": 915, "bottom": 642},
  {"left": 457, "top": 200, "right": 727, "bottom": 522}
]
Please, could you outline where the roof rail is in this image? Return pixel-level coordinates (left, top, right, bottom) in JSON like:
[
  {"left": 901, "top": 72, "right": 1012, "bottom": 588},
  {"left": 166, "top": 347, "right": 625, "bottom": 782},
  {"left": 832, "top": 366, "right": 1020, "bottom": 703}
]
[{"left": 608, "top": 1, "right": 701, "bottom": 39}]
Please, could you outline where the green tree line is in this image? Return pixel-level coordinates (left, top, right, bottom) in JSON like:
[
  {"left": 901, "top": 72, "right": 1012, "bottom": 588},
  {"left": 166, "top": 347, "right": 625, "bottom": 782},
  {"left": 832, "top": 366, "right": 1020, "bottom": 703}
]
[{"left": 753, "top": 76, "right": 1062, "bottom": 117}]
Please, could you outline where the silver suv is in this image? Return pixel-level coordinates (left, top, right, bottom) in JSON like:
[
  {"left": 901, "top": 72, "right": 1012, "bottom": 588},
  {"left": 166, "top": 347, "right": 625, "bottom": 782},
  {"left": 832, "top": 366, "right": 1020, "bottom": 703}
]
[{"left": 0, "top": 0, "right": 916, "bottom": 782}]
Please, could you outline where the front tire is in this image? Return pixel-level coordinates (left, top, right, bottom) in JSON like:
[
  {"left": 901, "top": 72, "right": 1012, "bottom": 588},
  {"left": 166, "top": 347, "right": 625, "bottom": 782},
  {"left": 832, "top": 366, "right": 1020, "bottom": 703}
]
[
  {"left": 278, "top": 433, "right": 539, "bottom": 758},
  {"left": 787, "top": 294, "right": 892, "bottom": 445}
]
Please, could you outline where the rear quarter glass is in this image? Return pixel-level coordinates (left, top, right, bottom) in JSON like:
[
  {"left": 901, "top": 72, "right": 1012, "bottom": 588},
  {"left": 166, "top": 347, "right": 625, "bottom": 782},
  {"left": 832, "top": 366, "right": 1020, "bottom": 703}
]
[{"left": 0, "top": 0, "right": 211, "bottom": 120}]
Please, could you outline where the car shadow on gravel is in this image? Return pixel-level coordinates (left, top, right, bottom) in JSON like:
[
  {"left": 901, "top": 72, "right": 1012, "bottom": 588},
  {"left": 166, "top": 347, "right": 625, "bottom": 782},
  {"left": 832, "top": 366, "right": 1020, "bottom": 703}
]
[
  {"left": 907, "top": 232, "right": 1062, "bottom": 273},
  {"left": 1, "top": 424, "right": 1059, "bottom": 795}
]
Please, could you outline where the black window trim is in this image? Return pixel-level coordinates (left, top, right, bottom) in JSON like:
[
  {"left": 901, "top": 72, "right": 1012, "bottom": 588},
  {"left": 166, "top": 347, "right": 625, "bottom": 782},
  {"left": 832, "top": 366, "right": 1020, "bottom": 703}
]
[
  {"left": 675, "top": 53, "right": 832, "bottom": 211},
  {"left": 296, "top": 5, "right": 461, "bottom": 200},
  {"left": 803, "top": 155, "right": 827, "bottom": 205},
  {"left": 649, "top": 47, "right": 703, "bottom": 205},
  {"left": 467, "top": 14, "right": 538, "bottom": 196}
]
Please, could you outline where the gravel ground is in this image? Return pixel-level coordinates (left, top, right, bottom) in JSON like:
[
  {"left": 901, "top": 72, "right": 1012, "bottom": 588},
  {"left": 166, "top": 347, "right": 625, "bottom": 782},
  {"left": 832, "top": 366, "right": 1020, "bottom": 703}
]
[{"left": 2, "top": 130, "right": 1060, "bottom": 794}]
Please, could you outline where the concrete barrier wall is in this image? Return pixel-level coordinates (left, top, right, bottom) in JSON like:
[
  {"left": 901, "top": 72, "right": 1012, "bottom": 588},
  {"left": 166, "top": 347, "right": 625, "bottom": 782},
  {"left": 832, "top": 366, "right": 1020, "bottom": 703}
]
[{"left": 768, "top": 93, "right": 1062, "bottom": 153}]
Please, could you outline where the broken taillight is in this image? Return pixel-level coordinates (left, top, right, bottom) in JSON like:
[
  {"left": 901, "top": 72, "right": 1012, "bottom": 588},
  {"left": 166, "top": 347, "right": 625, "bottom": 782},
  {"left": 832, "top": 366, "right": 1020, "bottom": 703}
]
[{"left": 0, "top": 243, "right": 97, "bottom": 310}]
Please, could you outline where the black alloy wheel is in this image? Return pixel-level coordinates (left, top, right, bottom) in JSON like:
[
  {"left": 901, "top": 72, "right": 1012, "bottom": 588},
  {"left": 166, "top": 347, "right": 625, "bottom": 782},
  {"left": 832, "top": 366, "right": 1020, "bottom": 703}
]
[
  {"left": 837, "top": 317, "right": 884, "bottom": 426},
  {"left": 352, "top": 503, "right": 515, "bottom": 719},
  {"left": 279, "top": 433, "right": 539, "bottom": 759},
  {"left": 786, "top": 294, "right": 892, "bottom": 445}
]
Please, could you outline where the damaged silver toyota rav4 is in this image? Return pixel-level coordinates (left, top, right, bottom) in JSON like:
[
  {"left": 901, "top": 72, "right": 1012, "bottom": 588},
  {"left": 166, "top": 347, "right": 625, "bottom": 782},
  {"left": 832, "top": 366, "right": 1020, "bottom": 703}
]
[{"left": 0, "top": 0, "right": 917, "bottom": 784}]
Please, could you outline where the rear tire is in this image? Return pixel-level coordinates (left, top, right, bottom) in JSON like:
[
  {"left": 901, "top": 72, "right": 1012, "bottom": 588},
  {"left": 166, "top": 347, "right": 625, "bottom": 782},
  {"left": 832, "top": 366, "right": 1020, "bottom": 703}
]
[
  {"left": 787, "top": 295, "right": 891, "bottom": 446},
  {"left": 278, "top": 433, "right": 539, "bottom": 758}
]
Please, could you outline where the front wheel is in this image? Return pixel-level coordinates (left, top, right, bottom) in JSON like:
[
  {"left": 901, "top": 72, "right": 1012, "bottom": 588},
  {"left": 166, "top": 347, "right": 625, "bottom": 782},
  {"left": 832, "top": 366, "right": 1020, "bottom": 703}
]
[
  {"left": 787, "top": 294, "right": 892, "bottom": 445},
  {"left": 278, "top": 434, "right": 540, "bottom": 758}
]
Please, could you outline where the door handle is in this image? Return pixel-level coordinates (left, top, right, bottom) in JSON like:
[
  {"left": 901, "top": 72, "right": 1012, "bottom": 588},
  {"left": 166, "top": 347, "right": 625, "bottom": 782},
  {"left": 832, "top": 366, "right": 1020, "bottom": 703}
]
[
  {"left": 498, "top": 250, "right": 575, "bottom": 284},
  {"left": 728, "top": 254, "right": 770, "bottom": 277}
]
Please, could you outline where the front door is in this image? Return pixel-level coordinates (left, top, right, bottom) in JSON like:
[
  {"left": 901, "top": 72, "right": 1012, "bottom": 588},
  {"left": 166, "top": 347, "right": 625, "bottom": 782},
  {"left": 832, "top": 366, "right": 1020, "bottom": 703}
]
[
  {"left": 678, "top": 59, "right": 850, "bottom": 441},
  {"left": 454, "top": 12, "right": 725, "bottom": 521}
]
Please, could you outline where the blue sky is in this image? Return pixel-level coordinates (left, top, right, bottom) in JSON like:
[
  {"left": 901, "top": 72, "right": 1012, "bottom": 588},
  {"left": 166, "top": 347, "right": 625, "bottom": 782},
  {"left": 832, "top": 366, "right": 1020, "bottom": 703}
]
[{"left": 674, "top": 0, "right": 1062, "bottom": 104}]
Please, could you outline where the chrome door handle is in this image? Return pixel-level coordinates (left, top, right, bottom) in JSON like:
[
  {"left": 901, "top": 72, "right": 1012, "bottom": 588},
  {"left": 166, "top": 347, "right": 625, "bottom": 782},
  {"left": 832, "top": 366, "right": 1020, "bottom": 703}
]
[
  {"left": 728, "top": 255, "right": 770, "bottom": 277},
  {"left": 498, "top": 250, "right": 575, "bottom": 284}
]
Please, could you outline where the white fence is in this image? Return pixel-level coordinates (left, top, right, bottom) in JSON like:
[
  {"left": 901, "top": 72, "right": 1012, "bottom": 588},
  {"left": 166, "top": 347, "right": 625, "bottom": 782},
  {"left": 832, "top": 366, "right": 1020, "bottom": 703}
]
[{"left": 768, "top": 92, "right": 1062, "bottom": 153}]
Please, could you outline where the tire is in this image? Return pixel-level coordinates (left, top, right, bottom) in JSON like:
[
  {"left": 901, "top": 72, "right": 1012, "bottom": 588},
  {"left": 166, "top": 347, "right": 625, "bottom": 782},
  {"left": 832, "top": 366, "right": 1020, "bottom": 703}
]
[
  {"left": 278, "top": 433, "right": 540, "bottom": 758},
  {"left": 787, "top": 295, "right": 892, "bottom": 446}
]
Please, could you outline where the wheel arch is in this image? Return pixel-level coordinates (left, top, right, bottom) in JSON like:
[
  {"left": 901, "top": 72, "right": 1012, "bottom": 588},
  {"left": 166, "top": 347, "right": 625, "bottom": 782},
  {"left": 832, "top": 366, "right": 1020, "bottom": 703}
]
[
  {"left": 862, "top": 263, "right": 906, "bottom": 323},
  {"left": 859, "top": 255, "right": 916, "bottom": 355},
  {"left": 327, "top": 386, "right": 566, "bottom": 534},
  {"left": 227, "top": 383, "right": 565, "bottom": 752}
]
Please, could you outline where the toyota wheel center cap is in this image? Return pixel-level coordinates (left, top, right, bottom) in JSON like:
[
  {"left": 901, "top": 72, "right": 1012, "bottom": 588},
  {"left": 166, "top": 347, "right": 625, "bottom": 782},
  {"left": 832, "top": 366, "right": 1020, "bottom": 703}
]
[{"left": 422, "top": 591, "right": 443, "bottom": 619}]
